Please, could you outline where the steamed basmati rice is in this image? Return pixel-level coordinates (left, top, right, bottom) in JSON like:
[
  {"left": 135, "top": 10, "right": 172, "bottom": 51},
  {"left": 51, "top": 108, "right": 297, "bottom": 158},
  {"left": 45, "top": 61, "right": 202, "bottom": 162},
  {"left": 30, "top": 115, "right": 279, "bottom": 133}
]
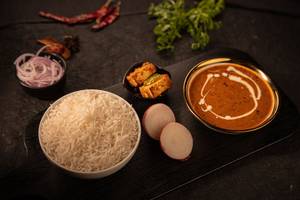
[{"left": 40, "top": 90, "right": 139, "bottom": 172}]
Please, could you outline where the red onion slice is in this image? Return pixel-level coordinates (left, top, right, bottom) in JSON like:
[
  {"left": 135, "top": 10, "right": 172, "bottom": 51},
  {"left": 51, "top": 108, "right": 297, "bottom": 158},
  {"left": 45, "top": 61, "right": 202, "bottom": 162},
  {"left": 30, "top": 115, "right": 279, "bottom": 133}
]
[{"left": 14, "top": 47, "right": 65, "bottom": 88}]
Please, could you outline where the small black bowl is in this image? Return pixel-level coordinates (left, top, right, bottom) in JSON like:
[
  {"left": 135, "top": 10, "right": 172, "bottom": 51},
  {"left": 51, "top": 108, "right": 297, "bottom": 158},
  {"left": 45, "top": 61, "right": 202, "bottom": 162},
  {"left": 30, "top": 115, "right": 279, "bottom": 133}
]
[
  {"left": 16, "top": 52, "right": 67, "bottom": 100},
  {"left": 123, "top": 61, "right": 171, "bottom": 99}
]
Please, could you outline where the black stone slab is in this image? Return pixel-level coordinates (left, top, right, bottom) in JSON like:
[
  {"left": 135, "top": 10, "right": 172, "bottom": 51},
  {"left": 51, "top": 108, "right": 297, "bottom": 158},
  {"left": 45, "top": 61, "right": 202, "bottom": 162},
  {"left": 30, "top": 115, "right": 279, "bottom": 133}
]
[{"left": 1, "top": 49, "right": 299, "bottom": 200}]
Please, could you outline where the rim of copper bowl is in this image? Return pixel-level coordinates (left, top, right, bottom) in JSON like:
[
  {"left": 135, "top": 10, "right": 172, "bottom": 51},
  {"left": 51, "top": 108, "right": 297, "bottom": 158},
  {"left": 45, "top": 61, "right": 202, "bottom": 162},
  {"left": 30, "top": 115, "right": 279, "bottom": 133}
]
[{"left": 183, "top": 57, "right": 280, "bottom": 134}]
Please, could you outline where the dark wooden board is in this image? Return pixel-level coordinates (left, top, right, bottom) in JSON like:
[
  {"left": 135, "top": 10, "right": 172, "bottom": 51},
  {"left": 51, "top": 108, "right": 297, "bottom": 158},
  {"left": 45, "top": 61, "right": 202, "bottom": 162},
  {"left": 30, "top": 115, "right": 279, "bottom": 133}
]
[{"left": 1, "top": 49, "right": 299, "bottom": 200}]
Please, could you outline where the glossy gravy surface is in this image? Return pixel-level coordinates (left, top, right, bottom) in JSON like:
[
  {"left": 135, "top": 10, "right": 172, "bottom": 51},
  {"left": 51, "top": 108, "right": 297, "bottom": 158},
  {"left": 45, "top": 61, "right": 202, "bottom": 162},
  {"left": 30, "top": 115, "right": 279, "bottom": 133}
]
[{"left": 188, "top": 63, "right": 276, "bottom": 131}]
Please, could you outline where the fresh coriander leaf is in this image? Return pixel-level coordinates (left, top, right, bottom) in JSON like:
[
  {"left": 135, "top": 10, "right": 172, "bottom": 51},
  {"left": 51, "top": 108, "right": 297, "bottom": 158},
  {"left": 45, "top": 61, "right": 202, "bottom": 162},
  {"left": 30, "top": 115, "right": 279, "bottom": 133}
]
[
  {"left": 148, "top": 0, "right": 186, "bottom": 51},
  {"left": 148, "top": 0, "right": 225, "bottom": 52},
  {"left": 187, "top": 0, "right": 225, "bottom": 50}
]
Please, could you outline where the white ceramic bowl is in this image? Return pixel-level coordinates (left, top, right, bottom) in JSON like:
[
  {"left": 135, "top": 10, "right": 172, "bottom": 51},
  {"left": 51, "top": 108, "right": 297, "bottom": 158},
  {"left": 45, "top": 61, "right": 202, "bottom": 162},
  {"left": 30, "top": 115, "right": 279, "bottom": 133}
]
[{"left": 38, "top": 89, "right": 141, "bottom": 179}]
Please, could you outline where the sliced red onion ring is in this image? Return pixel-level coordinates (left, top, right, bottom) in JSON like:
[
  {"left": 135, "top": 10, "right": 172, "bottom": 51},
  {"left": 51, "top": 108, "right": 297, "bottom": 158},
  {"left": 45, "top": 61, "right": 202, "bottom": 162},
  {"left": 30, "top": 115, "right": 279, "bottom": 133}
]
[{"left": 14, "top": 47, "right": 65, "bottom": 88}]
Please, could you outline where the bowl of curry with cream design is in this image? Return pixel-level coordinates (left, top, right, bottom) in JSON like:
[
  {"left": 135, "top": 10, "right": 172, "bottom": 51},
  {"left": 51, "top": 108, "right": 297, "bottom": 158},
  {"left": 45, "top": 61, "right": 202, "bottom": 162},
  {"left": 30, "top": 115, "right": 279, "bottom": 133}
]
[{"left": 183, "top": 58, "right": 279, "bottom": 134}]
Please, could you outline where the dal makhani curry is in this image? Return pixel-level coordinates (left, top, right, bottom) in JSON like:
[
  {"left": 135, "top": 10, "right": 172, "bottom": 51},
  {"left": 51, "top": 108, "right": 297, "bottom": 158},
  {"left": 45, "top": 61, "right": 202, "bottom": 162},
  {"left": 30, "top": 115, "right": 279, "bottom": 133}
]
[{"left": 186, "top": 62, "right": 277, "bottom": 132}]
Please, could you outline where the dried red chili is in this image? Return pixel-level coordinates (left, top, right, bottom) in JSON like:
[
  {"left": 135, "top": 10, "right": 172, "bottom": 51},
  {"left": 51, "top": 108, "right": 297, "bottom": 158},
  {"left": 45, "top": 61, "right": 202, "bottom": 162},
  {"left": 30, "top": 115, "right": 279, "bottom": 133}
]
[
  {"left": 94, "top": 0, "right": 113, "bottom": 21},
  {"left": 39, "top": 0, "right": 114, "bottom": 25},
  {"left": 39, "top": 11, "right": 98, "bottom": 24},
  {"left": 37, "top": 37, "right": 71, "bottom": 59},
  {"left": 37, "top": 35, "right": 80, "bottom": 60},
  {"left": 91, "top": 1, "right": 121, "bottom": 30}
]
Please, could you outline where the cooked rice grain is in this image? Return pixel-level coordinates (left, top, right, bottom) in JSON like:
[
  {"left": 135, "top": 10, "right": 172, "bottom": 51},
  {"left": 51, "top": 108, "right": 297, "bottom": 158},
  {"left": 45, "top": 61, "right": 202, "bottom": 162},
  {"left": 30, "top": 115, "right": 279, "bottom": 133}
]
[{"left": 40, "top": 90, "right": 139, "bottom": 172}]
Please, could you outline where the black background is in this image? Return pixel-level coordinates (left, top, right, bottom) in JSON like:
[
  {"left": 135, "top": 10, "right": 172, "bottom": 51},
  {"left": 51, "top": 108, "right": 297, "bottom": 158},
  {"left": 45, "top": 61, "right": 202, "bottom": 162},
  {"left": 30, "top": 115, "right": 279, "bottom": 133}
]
[{"left": 0, "top": 0, "right": 300, "bottom": 199}]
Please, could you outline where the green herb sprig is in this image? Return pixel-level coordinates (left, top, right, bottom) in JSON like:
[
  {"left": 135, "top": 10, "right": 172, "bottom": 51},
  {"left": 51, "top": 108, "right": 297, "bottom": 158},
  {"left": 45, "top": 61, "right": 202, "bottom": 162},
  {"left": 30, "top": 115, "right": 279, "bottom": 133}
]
[
  {"left": 148, "top": 0, "right": 186, "bottom": 51},
  {"left": 148, "top": 0, "right": 225, "bottom": 52}
]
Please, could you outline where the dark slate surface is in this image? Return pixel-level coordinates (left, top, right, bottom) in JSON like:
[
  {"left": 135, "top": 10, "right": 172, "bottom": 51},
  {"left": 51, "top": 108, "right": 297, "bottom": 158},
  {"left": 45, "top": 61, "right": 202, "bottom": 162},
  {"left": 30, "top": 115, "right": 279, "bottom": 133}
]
[{"left": 0, "top": 0, "right": 300, "bottom": 199}]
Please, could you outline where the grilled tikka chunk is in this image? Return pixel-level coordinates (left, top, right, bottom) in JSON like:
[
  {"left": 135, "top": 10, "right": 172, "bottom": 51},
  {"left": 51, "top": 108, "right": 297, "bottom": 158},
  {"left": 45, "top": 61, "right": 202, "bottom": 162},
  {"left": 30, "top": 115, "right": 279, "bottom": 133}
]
[
  {"left": 126, "top": 62, "right": 157, "bottom": 87},
  {"left": 139, "top": 73, "right": 172, "bottom": 99}
]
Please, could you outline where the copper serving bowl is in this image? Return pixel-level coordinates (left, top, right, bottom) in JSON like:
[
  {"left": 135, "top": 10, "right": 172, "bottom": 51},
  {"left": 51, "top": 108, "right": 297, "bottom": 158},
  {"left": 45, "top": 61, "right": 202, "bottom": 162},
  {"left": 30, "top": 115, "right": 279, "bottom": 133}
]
[{"left": 183, "top": 57, "right": 280, "bottom": 134}]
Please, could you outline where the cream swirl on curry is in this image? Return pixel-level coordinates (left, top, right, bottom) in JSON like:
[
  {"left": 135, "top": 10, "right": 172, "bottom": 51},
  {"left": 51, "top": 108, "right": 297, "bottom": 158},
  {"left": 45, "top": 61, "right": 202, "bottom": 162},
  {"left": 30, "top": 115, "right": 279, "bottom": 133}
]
[
  {"left": 187, "top": 63, "right": 276, "bottom": 131},
  {"left": 199, "top": 65, "right": 262, "bottom": 120}
]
